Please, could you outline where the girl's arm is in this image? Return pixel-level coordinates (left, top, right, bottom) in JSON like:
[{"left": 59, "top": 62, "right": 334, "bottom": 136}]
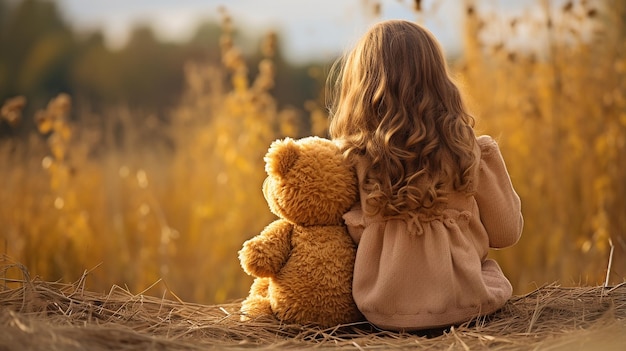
[{"left": 475, "top": 136, "right": 524, "bottom": 248}]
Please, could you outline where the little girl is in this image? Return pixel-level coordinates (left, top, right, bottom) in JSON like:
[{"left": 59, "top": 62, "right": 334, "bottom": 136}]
[{"left": 328, "top": 20, "right": 523, "bottom": 331}]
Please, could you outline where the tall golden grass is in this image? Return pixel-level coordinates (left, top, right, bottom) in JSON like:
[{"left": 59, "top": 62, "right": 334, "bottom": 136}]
[
  {"left": 458, "top": 0, "right": 626, "bottom": 291},
  {"left": 0, "top": 11, "right": 308, "bottom": 303},
  {"left": 0, "top": 2, "right": 624, "bottom": 305}
]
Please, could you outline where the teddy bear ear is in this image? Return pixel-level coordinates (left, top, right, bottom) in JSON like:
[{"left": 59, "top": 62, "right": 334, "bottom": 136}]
[{"left": 265, "top": 137, "right": 300, "bottom": 178}]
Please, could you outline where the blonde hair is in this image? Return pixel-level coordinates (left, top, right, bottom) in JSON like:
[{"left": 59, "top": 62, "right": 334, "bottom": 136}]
[{"left": 328, "top": 20, "right": 477, "bottom": 218}]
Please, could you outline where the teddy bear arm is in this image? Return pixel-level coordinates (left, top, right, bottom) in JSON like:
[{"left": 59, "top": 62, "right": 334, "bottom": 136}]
[{"left": 239, "top": 219, "right": 293, "bottom": 278}]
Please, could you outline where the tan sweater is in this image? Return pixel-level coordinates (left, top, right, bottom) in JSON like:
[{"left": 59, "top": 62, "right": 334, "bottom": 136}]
[{"left": 343, "top": 135, "right": 523, "bottom": 331}]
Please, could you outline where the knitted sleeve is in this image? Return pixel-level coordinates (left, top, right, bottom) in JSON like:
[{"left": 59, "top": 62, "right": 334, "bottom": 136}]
[{"left": 475, "top": 135, "right": 524, "bottom": 248}]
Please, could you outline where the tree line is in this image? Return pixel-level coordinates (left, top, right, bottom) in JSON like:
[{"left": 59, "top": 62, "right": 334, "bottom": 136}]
[{"left": 0, "top": 0, "right": 325, "bottom": 137}]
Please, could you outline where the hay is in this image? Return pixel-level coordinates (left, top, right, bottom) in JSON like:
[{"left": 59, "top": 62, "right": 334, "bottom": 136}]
[{"left": 0, "top": 263, "right": 624, "bottom": 351}]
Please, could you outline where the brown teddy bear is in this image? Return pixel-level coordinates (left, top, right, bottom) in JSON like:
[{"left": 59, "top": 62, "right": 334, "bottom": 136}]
[{"left": 238, "top": 136, "right": 363, "bottom": 327}]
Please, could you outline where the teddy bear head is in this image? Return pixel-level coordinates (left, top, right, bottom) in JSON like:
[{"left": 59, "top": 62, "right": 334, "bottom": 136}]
[{"left": 262, "top": 136, "right": 358, "bottom": 226}]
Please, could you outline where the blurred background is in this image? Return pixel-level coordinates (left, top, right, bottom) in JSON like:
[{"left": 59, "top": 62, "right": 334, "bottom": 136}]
[{"left": 0, "top": 0, "right": 624, "bottom": 304}]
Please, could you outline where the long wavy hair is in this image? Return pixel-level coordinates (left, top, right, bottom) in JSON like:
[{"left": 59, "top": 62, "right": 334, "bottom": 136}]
[{"left": 328, "top": 20, "right": 477, "bottom": 218}]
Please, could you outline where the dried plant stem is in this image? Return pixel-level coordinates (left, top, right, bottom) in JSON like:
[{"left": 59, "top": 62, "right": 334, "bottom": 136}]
[{"left": 605, "top": 238, "right": 615, "bottom": 288}]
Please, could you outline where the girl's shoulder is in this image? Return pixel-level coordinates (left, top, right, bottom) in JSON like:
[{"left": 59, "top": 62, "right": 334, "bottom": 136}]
[{"left": 476, "top": 135, "right": 500, "bottom": 159}]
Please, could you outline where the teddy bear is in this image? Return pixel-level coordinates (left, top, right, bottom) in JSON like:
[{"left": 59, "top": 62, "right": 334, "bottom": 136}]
[{"left": 238, "top": 136, "right": 363, "bottom": 327}]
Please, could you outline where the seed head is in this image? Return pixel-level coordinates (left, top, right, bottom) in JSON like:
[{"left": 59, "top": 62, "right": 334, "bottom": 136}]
[
  {"left": 413, "top": 0, "right": 422, "bottom": 12},
  {"left": 0, "top": 96, "right": 26, "bottom": 127}
]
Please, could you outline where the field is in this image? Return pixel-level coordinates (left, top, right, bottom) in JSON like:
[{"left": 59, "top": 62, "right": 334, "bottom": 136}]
[{"left": 0, "top": 1, "right": 625, "bottom": 348}]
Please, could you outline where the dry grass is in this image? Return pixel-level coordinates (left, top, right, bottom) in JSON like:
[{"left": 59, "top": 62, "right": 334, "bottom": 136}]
[{"left": 0, "top": 261, "right": 624, "bottom": 351}]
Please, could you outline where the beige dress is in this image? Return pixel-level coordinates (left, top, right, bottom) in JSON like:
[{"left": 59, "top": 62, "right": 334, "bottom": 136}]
[{"left": 343, "top": 135, "right": 523, "bottom": 331}]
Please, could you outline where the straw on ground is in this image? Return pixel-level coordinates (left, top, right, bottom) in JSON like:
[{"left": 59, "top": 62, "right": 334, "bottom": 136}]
[{"left": 0, "top": 262, "right": 624, "bottom": 350}]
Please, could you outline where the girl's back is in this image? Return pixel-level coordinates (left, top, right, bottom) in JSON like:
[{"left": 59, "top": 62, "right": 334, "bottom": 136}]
[{"left": 343, "top": 135, "right": 522, "bottom": 331}]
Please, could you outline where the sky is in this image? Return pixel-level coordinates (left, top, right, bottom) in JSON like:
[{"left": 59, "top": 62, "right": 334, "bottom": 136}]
[{"left": 53, "top": 0, "right": 537, "bottom": 64}]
